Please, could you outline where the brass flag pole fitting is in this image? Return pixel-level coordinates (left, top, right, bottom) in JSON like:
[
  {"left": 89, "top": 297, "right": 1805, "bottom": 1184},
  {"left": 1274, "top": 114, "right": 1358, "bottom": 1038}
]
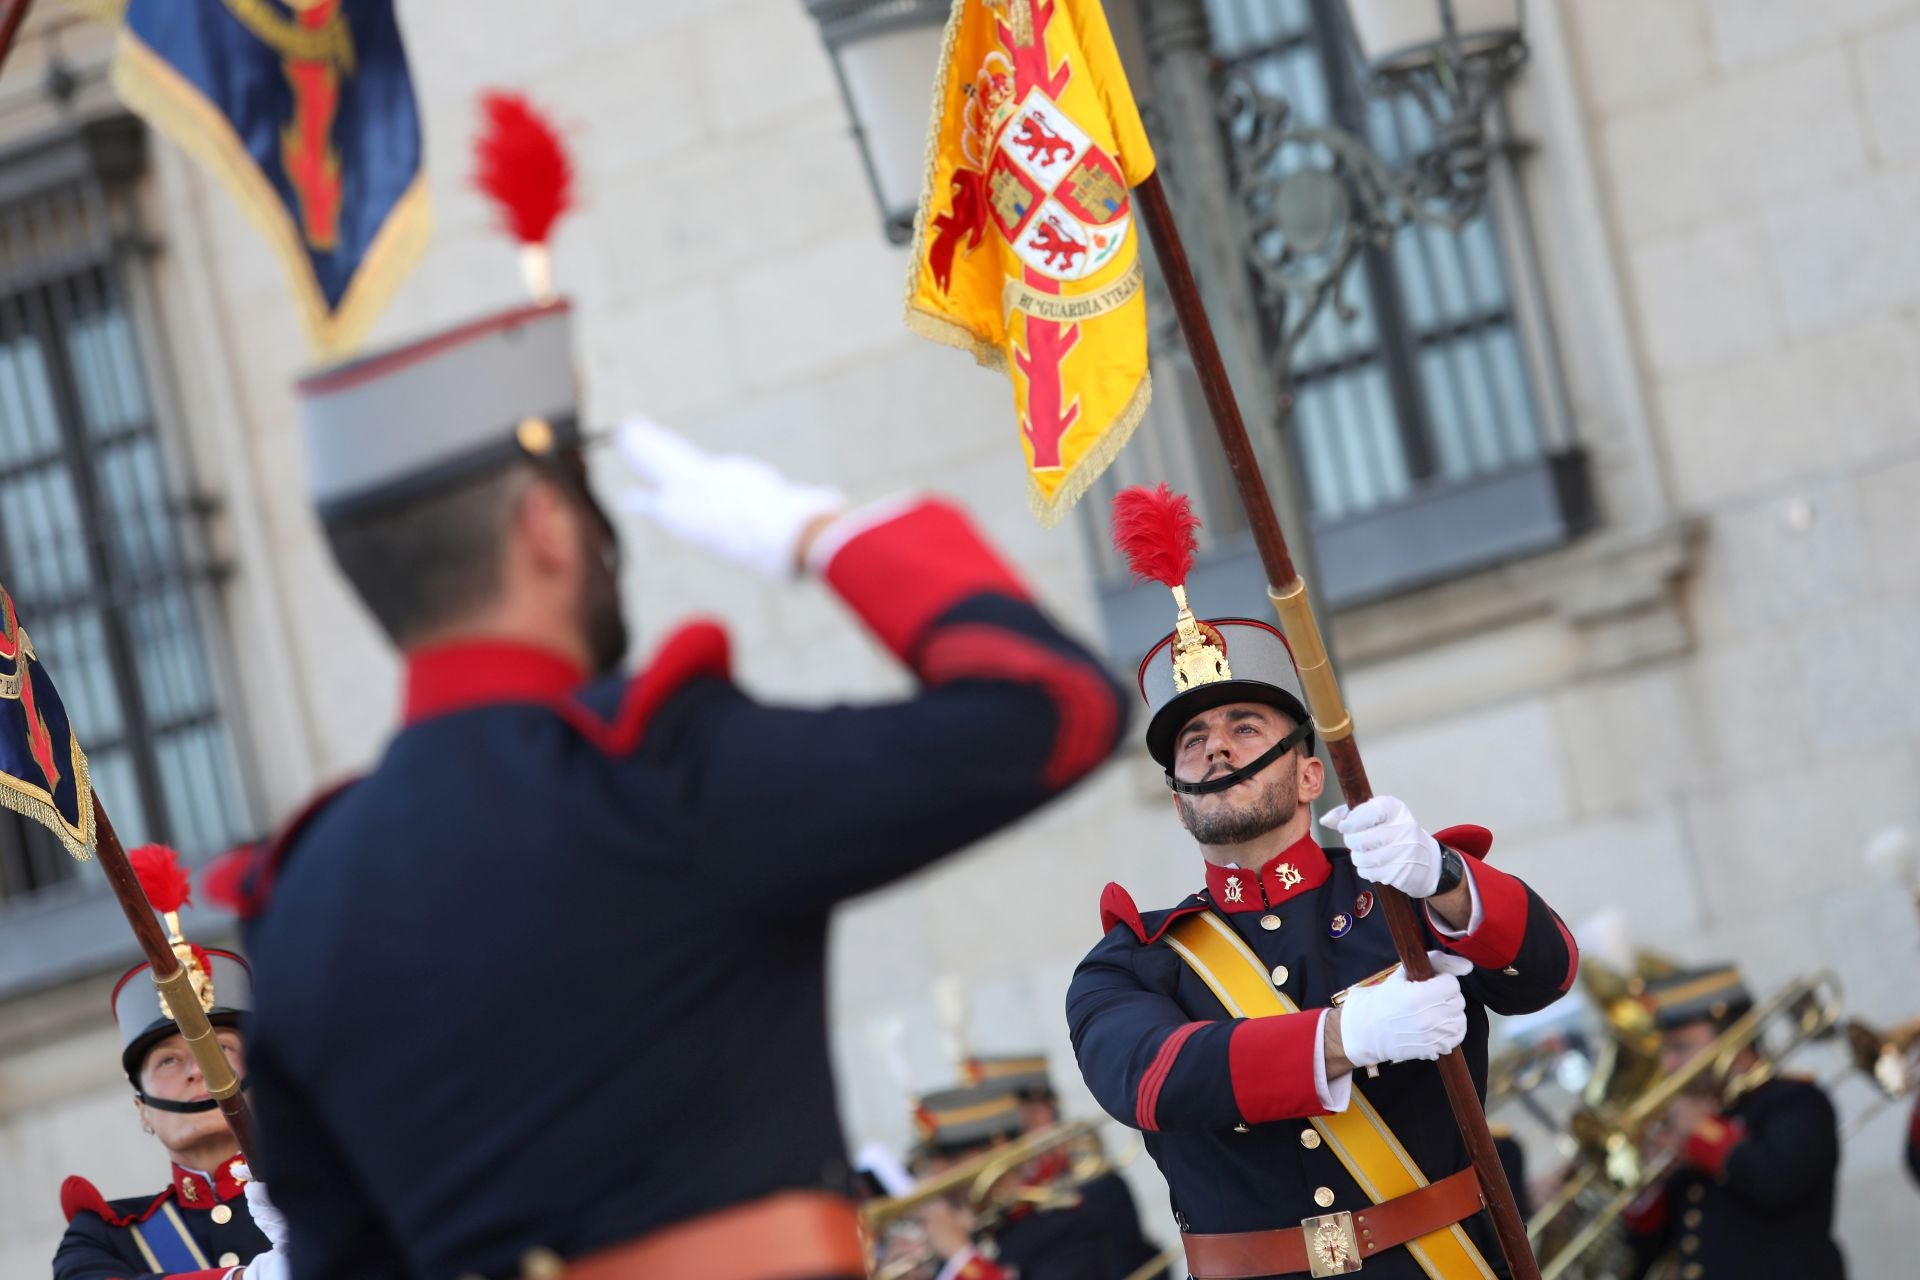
[{"left": 1267, "top": 578, "right": 1351, "bottom": 742}]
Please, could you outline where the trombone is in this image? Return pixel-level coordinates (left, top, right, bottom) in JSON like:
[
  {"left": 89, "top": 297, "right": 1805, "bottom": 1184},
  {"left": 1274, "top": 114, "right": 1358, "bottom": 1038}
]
[{"left": 1530, "top": 972, "right": 1843, "bottom": 1280}]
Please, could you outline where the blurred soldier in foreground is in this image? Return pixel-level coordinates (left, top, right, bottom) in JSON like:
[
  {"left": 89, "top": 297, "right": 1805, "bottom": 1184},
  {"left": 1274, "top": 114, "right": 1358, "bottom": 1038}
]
[
  {"left": 964, "top": 1054, "right": 1169, "bottom": 1279},
  {"left": 54, "top": 857, "right": 287, "bottom": 1280},
  {"left": 1622, "top": 966, "right": 1845, "bottom": 1280},
  {"left": 1067, "top": 486, "right": 1579, "bottom": 1279},
  {"left": 224, "top": 293, "right": 1128, "bottom": 1276}
]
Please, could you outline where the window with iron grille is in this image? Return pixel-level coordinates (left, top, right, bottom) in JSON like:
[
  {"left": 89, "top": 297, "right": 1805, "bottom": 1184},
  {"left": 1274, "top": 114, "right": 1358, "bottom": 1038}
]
[
  {"left": 0, "top": 138, "right": 251, "bottom": 918},
  {"left": 1088, "top": 0, "right": 1589, "bottom": 658}
]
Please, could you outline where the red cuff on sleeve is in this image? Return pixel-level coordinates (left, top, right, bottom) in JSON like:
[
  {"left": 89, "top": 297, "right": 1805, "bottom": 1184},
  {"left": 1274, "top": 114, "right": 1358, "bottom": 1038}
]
[
  {"left": 1683, "top": 1116, "right": 1747, "bottom": 1176},
  {"left": 821, "top": 500, "right": 1031, "bottom": 660},
  {"left": 1429, "top": 857, "right": 1530, "bottom": 969},
  {"left": 1228, "top": 1011, "right": 1327, "bottom": 1125},
  {"left": 172, "top": 1270, "right": 235, "bottom": 1279},
  {"left": 1135, "top": 1022, "right": 1205, "bottom": 1131},
  {"left": 1621, "top": 1185, "right": 1668, "bottom": 1237}
]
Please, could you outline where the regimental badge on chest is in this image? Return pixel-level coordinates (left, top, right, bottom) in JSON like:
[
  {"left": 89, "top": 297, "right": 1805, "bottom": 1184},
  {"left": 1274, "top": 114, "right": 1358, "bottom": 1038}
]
[{"left": 1328, "top": 912, "right": 1353, "bottom": 939}]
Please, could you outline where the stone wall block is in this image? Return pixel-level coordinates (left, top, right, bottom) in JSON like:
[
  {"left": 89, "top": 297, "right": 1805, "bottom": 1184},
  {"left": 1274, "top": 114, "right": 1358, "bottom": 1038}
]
[
  {"left": 1564, "top": 0, "right": 1713, "bottom": 115},
  {"left": 1764, "top": 171, "right": 1920, "bottom": 338},
  {"left": 1627, "top": 219, "right": 1781, "bottom": 374},
  {"left": 1602, "top": 49, "right": 1866, "bottom": 238}
]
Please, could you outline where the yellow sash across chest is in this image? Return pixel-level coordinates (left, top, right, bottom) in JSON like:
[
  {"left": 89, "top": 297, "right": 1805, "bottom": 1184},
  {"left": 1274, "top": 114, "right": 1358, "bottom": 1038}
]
[{"left": 1165, "top": 910, "right": 1497, "bottom": 1280}]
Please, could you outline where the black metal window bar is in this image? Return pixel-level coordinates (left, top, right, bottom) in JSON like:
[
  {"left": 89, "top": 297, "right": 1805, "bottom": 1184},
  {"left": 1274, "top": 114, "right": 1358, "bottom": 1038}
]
[
  {"left": 1087, "top": 0, "right": 1585, "bottom": 644},
  {"left": 0, "top": 169, "right": 250, "bottom": 909}
]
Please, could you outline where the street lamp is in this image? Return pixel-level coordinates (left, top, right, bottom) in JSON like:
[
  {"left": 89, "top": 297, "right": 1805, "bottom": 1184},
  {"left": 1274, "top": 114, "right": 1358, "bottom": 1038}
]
[{"left": 803, "top": 0, "right": 950, "bottom": 245}]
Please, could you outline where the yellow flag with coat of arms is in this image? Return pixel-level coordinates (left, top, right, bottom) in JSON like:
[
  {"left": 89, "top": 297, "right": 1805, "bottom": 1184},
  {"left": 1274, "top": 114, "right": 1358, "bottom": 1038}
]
[{"left": 906, "top": 0, "right": 1156, "bottom": 526}]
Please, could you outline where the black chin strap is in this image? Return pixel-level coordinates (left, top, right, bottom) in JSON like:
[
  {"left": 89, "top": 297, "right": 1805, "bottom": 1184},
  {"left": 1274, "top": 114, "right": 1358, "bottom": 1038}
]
[
  {"left": 137, "top": 1079, "right": 247, "bottom": 1114},
  {"left": 1165, "top": 721, "right": 1315, "bottom": 796}
]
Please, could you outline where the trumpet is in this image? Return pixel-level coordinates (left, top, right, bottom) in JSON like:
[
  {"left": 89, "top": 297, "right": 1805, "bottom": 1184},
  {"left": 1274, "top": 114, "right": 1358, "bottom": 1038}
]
[
  {"left": 863, "top": 1119, "right": 1130, "bottom": 1280},
  {"left": 1530, "top": 973, "right": 1842, "bottom": 1280}
]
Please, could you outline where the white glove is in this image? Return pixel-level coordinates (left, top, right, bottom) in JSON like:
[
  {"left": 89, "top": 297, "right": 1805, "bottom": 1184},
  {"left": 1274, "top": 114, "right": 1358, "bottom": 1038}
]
[
  {"left": 1321, "top": 796, "right": 1443, "bottom": 897},
  {"left": 1335, "top": 951, "right": 1473, "bottom": 1068},
  {"left": 615, "top": 416, "right": 844, "bottom": 579},
  {"left": 232, "top": 1162, "right": 288, "bottom": 1251},
  {"left": 240, "top": 1249, "right": 290, "bottom": 1280}
]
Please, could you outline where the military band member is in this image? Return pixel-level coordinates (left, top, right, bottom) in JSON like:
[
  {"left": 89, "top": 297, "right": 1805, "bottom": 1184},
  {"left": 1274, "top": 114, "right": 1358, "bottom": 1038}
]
[
  {"left": 964, "top": 1054, "right": 1169, "bottom": 1280},
  {"left": 911, "top": 1084, "right": 1103, "bottom": 1280},
  {"left": 53, "top": 944, "right": 284, "bottom": 1280},
  {"left": 1623, "top": 966, "right": 1846, "bottom": 1280},
  {"left": 1066, "top": 485, "right": 1579, "bottom": 1280},
  {"left": 225, "top": 293, "right": 1128, "bottom": 1279}
]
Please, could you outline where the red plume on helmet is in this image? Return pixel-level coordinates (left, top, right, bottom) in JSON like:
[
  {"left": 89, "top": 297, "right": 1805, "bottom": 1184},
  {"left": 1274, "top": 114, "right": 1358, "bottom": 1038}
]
[
  {"left": 129, "top": 844, "right": 192, "bottom": 916},
  {"left": 472, "top": 90, "right": 574, "bottom": 247},
  {"left": 1111, "top": 483, "right": 1200, "bottom": 588}
]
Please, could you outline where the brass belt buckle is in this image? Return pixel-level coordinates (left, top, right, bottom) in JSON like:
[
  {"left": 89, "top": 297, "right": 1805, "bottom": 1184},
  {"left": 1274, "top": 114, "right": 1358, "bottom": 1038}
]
[{"left": 1301, "top": 1210, "right": 1362, "bottom": 1277}]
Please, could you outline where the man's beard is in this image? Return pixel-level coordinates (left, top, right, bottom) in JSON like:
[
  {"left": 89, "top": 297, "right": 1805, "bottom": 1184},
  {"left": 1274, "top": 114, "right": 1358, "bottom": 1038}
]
[
  {"left": 577, "top": 526, "right": 630, "bottom": 676},
  {"left": 1176, "top": 769, "right": 1299, "bottom": 845}
]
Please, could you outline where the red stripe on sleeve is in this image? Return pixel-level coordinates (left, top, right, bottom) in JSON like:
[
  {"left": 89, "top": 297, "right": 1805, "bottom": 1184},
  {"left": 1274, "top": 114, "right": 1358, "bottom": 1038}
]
[
  {"left": 1228, "top": 1011, "right": 1326, "bottom": 1124},
  {"left": 1135, "top": 1022, "right": 1205, "bottom": 1132},
  {"left": 1428, "top": 858, "right": 1530, "bottom": 969},
  {"left": 1552, "top": 912, "right": 1580, "bottom": 992},
  {"left": 821, "top": 501, "right": 1031, "bottom": 660},
  {"left": 917, "top": 625, "right": 1120, "bottom": 788}
]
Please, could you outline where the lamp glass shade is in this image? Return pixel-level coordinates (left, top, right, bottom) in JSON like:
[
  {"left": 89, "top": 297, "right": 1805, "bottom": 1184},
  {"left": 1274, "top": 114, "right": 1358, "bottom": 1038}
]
[
  {"left": 836, "top": 20, "right": 949, "bottom": 239},
  {"left": 1345, "top": 0, "right": 1521, "bottom": 71}
]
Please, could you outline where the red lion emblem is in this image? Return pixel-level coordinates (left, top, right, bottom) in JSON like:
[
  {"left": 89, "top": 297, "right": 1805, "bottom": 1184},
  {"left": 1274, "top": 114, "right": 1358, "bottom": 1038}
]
[
  {"left": 1030, "top": 217, "right": 1086, "bottom": 272},
  {"left": 928, "top": 169, "right": 988, "bottom": 294},
  {"left": 1014, "top": 112, "right": 1075, "bottom": 167}
]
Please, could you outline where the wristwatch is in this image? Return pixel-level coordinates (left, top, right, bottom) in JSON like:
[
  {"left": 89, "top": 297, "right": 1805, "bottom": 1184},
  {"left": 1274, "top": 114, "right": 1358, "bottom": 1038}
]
[{"left": 1433, "top": 847, "right": 1466, "bottom": 896}]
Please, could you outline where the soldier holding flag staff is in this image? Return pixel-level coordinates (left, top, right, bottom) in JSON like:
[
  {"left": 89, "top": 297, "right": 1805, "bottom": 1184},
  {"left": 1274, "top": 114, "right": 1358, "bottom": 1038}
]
[
  {"left": 53, "top": 848, "right": 289, "bottom": 1280},
  {"left": 1066, "top": 486, "right": 1579, "bottom": 1280}
]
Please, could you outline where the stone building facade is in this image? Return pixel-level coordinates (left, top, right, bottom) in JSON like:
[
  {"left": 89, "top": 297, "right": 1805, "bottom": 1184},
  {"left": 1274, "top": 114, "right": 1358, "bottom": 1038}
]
[{"left": 0, "top": 0, "right": 1916, "bottom": 1273}]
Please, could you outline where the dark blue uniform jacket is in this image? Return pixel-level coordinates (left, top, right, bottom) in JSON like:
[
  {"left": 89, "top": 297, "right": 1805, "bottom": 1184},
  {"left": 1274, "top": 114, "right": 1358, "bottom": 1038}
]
[
  {"left": 234, "top": 500, "right": 1130, "bottom": 1279},
  {"left": 54, "top": 1162, "right": 269, "bottom": 1280},
  {"left": 1067, "top": 831, "right": 1577, "bottom": 1280},
  {"left": 1627, "top": 1075, "right": 1846, "bottom": 1280}
]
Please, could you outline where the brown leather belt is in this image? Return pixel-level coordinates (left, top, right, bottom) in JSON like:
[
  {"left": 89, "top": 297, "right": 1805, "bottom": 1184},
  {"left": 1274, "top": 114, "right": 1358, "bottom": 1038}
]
[
  {"left": 1180, "top": 1168, "right": 1486, "bottom": 1278},
  {"left": 539, "top": 1191, "right": 867, "bottom": 1280}
]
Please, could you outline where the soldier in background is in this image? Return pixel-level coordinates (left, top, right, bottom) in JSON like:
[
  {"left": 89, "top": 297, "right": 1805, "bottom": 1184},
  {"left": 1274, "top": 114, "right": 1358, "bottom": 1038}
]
[
  {"left": 53, "top": 942, "right": 286, "bottom": 1280},
  {"left": 1623, "top": 965, "right": 1845, "bottom": 1280},
  {"left": 964, "top": 1054, "right": 1169, "bottom": 1279}
]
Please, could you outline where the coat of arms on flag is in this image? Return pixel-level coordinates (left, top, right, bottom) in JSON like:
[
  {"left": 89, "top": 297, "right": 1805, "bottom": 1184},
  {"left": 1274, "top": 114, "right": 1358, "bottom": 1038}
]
[
  {"left": 98, "top": 0, "right": 431, "bottom": 356},
  {"left": 906, "top": 0, "right": 1156, "bottom": 526},
  {"left": 0, "top": 583, "right": 94, "bottom": 861}
]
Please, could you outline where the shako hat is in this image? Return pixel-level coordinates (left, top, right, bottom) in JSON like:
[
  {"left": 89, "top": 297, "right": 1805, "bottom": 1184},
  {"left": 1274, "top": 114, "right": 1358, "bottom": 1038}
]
[
  {"left": 299, "top": 92, "right": 585, "bottom": 527},
  {"left": 1112, "top": 485, "right": 1311, "bottom": 768},
  {"left": 912, "top": 1082, "right": 1024, "bottom": 1155},
  {"left": 1643, "top": 964, "right": 1753, "bottom": 1032},
  {"left": 962, "top": 1052, "right": 1055, "bottom": 1101},
  {"left": 111, "top": 845, "right": 253, "bottom": 1085}
]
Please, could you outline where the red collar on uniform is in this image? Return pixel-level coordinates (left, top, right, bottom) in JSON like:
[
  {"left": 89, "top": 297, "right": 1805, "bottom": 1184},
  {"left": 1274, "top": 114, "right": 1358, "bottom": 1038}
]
[
  {"left": 1203, "top": 834, "right": 1331, "bottom": 913},
  {"left": 402, "top": 640, "right": 587, "bottom": 724},
  {"left": 170, "top": 1156, "right": 246, "bottom": 1209}
]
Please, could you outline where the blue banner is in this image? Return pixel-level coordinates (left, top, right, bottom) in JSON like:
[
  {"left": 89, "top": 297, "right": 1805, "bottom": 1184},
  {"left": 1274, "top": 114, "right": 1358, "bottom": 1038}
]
[
  {"left": 113, "top": 0, "right": 432, "bottom": 354},
  {"left": 0, "top": 583, "right": 94, "bottom": 861}
]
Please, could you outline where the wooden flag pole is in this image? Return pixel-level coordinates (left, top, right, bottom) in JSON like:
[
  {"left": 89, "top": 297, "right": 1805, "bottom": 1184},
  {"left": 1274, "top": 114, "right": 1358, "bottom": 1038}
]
[
  {"left": 90, "top": 793, "right": 258, "bottom": 1165},
  {"left": 1133, "top": 170, "right": 1541, "bottom": 1280},
  {"left": 0, "top": 1, "right": 35, "bottom": 77}
]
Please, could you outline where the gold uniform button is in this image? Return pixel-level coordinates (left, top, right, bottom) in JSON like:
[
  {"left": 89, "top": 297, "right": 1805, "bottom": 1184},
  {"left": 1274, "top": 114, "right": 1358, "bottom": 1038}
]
[
  {"left": 1261, "top": 914, "right": 1282, "bottom": 931},
  {"left": 1233, "top": 1122, "right": 1250, "bottom": 1133},
  {"left": 1682, "top": 1265, "right": 1702, "bottom": 1280},
  {"left": 1502, "top": 967, "right": 1519, "bottom": 976},
  {"left": 1300, "top": 1128, "right": 1322, "bottom": 1150},
  {"left": 210, "top": 1204, "right": 232, "bottom": 1225},
  {"left": 1271, "top": 964, "right": 1290, "bottom": 986},
  {"left": 218, "top": 1255, "right": 240, "bottom": 1268},
  {"left": 1687, "top": 1184, "right": 1706, "bottom": 1204},
  {"left": 521, "top": 1247, "right": 566, "bottom": 1280},
  {"left": 1684, "top": 1209, "right": 1703, "bottom": 1228},
  {"left": 1681, "top": 1236, "right": 1699, "bottom": 1254},
  {"left": 1314, "top": 1186, "right": 1335, "bottom": 1208}
]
